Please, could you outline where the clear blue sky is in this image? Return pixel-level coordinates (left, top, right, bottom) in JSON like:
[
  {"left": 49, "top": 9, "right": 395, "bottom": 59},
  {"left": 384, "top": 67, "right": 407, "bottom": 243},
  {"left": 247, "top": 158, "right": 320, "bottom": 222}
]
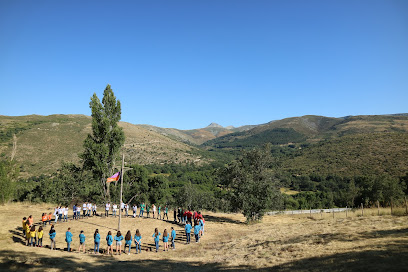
[{"left": 1, "top": 1, "right": 407, "bottom": 130}]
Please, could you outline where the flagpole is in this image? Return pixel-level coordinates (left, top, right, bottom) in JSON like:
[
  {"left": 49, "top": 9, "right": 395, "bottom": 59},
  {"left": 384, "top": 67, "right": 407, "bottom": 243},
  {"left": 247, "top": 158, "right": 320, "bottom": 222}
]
[{"left": 118, "top": 152, "right": 124, "bottom": 232}]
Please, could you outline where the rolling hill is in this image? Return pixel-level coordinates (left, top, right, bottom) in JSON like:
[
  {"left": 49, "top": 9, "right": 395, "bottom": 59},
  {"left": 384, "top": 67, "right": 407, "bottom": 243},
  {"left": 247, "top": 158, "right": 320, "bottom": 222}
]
[{"left": 0, "top": 115, "right": 208, "bottom": 177}]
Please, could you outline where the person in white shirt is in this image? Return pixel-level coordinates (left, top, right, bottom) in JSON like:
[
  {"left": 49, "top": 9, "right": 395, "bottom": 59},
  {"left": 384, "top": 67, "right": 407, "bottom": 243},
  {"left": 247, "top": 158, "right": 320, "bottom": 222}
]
[
  {"left": 125, "top": 204, "right": 129, "bottom": 217},
  {"left": 132, "top": 205, "right": 138, "bottom": 218},
  {"left": 64, "top": 206, "right": 68, "bottom": 222},
  {"left": 112, "top": 203, "right": 118, "bottom": 217},
  {"left": 76, "top": 205, "right": 81, "bottom": 219},
  {"left": 53, "top": 207, "right": 58, "bottom": 224},
  {"left": 87, "top": 203, "right": 92, "bottom": 217},
  {"left": 105, "top": 202, "right": 110, "bottom": 217},
  {"left": 120, "top": 202, "right": 125, "bottom": 213},
  {"left": 58, "top": 206, "right": 63, "bottom": 222},
  {"left": 83, "top": 203, "right": 87, "bottom": 217}
]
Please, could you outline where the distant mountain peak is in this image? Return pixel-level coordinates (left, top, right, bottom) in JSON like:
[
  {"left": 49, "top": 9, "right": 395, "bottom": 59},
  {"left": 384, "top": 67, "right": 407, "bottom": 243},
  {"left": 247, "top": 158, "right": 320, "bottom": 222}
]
[
  {"left": 207, "top": 123, "right": 223, "bottom": 128},
  {"left": 225, "top": 125, "right": 235, "bottom": 130}
]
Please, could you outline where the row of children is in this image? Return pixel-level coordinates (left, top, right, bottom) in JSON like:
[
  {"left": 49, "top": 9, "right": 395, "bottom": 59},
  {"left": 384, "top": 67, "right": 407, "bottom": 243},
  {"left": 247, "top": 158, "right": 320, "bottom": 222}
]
[
  {"left": 105, "top": 202, "right": 170, "bottom": 220},
  {"left": 23, "top": 217, "right": 44, "bottom": 247},
  {"left": 63, "top": 227, "right": 177, "bottom": 254}
]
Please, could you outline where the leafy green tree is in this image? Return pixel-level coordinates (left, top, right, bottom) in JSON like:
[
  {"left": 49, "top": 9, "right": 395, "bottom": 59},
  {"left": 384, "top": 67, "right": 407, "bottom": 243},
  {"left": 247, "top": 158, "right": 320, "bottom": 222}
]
[
  {"left": 81, "top": 84, "right": 125, "bottom": 201},
  {"left": 0, "top": 159, "right": 19, "bottom": 204},
  {"left": 222, "top": 145, "right": 282, "bottom": 222}
]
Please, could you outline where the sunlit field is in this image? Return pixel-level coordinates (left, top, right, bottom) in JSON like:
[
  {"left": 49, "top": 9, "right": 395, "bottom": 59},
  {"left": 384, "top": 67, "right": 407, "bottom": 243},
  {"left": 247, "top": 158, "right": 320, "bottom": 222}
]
[{"left": 1, "top": 203, "right": 408, "bottom": 271}]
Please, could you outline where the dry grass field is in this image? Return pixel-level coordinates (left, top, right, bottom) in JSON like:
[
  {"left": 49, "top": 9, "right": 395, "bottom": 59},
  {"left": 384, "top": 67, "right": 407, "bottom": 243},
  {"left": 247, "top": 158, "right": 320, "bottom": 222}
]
[{"left": 1, "top": 203, "right": 408, "bottom": 271}]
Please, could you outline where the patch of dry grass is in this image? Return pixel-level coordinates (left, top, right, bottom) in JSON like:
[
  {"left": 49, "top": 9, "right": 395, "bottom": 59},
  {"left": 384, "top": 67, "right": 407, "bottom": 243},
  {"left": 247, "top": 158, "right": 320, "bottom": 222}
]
[{"left": 1, "top": 203, "right": 407, "bottom": 271}]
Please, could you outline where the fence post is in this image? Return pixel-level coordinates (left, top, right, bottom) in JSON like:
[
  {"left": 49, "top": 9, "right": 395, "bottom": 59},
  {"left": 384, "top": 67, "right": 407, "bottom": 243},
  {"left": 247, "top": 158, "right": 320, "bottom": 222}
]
[
  {"left": 377, "top": 200, "right": 380, "bottom": 216},
  {"left": 390, "top": 198, "right": 393, "bottom": 215},
  {"left": 361, "top": 203, "right": 364, "bottom": 216},
  {"left": 346, "top": 206, "right": 348, "bottom": 218}
]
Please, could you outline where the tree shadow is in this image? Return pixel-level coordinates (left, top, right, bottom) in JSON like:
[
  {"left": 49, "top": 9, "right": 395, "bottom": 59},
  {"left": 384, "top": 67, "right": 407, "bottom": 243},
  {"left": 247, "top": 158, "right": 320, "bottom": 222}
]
[{"left": 203, "top": 214, "right": 244, "bottom": 225}]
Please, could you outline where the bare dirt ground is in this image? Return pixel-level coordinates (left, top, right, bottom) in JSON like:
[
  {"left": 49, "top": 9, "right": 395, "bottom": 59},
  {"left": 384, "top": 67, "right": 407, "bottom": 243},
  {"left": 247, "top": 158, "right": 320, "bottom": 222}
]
[{"left": 1, "top": 203, "right": 407, "bottom": 271}]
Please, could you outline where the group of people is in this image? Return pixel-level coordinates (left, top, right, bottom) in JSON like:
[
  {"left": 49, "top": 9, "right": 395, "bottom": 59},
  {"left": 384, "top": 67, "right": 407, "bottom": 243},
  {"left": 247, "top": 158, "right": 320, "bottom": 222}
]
[
  {"left": 105, "top": 202, "right": 170, "bottom": 220},
  {"left": 21, "top": 204, "right": 206, "bottom": 255}
]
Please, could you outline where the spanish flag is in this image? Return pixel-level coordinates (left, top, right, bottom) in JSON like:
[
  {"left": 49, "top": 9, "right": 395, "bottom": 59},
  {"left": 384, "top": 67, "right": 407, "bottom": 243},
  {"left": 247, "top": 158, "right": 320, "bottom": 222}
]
[{"left": 107, "top": 172, "right": 120, "bottom": 183}]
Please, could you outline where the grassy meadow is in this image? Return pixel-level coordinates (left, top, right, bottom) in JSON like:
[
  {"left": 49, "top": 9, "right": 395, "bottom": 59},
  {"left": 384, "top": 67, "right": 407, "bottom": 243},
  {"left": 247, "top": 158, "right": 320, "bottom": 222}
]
[{"left": 1, "top": 203, "right": 407, "bottom": 271}]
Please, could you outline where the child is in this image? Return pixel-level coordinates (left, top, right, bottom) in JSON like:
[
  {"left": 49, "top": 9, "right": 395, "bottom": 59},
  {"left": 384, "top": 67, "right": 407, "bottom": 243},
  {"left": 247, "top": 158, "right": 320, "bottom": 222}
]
[
  {"left": 29, "top": 225, "right": 36, "bottom": 247},
  {"left": 146, "top": 205, "right": 150, "bottom": 218},
  {"left": 132, "top": 204, "right": 137, "bottom": 218},
  {"left": 171, "top": 227, "right": 176, "bottom": 250},
  {"left": 164, "top": 206, "right": 168, "bottom": 221},
  {"left": 112, "top": 203, "right": 118, "bottom": 217},
  {"left": 152, "top": 204, "right": 156, "bottom": 219},
  {"left": 49, "top": 225, "right": 56, "bottom": 250},
  {"left": 25, "top": 221, "right": 31, "bottom": 246},
  {"left": 27, "top": 215, "right": 34, "bottom": 226},
  {"left": 199, "top": 217, "right": 205, "bottom": 236},
  {"left": 185, "top": 221, "right": 192, "bottom": 244},
  {"left": 152, "top": 228, "right": 161, "bottom": 252},
  {"left": 125, "top": 204, "right": 129, "bottom": 217},
  {"left": 64, "top": 206, "right": 68, "bottom": 222},
  {"left": 139, "top": 202, "right": 145, "bottom": 218},
  {"left": 22, "top": 217, "right": 27, "bottom": 237},
  {"left": 66, "top": 227, "right": 73, "bottom": 252},
  {"left": 162, "top": 229, "right": 169, "bottom": 251},
  {"left": 37, "top": 226, "right": 43, "bottom": 247},
  {"left": 42, "top": 213, "right": 47, "bottom": 226},
  {"left": 76, "top": 205, "right": 81, "bottom": 219},
  {"left": 53, "top": 207, "right": 58, "bottom": 224},
  {"left": 158, "top": 206, "right": 161, "bottom": 220},
  {"left": 114, "top": 231, "right": 124, "bottom": 255},
  {"left": 124, "top": 230, "right": 132, "bottom": 255},
  {"left": 106, "top": 231, "right": 113, "bottom": 255},
  {"left": 94, "top": 229, "right": 100, "bottom": 254},
  {"left": 92, "top": 204, "right": 97, "bottom": 216},
  {"left": 105, "top": 202, "right": 110, "bottom": 217},
  {"left": 73, "top": 204, "right": 77, "bottom": 220},
  {"left": 194, "top": 220, "right": 201, "bottom": 243},
  {"left": 134, "top": 229, "right": 142, "bottom": 254},
  {"left": 47, "top": 212, "right": 52, "bottom": 225},
  {"left": 78, "top": 230, "right": 86, "bottom": 253}
]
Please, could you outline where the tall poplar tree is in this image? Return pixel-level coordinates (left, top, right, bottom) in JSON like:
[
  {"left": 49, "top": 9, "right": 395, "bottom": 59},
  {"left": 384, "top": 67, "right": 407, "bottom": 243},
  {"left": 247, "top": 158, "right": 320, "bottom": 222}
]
[{"left": 81, "top": 84, "right": 125, "bottom": 201}]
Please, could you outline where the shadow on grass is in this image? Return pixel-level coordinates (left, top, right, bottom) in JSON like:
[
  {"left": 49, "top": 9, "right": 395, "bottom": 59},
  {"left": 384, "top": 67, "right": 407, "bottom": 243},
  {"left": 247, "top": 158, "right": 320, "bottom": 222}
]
[{"left": 203, "top": 214, "right": 244, "bottom": 225}]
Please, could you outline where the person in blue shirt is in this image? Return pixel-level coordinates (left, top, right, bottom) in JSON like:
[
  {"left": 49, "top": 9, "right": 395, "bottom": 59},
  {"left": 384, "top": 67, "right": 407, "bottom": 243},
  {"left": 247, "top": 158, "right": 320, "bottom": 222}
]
[
  {"left": 73, "top": 205, "right": 77, "bottom": 220},
  {"left": 134, "top": 229, "right": 142, "bottom": 254},
  {"left": 106, "top": 231, "right": 113, "bottom": 255},
  {"left": 124, "top": 230, "right": 132, "bottom": 255},
  {"left": 199, "top": 218, "right": 204, "bottom": 236},
  {"left": 185, "top": 222, "right": 192, "bottom": 244},
  {"left": 170, "top": 227, "right": 176, "bottom": 250},
  {"left": 78, "top": 230, "right": 86, "bottom": 253},
  {"left": 94, "top": 229, "right": 101, "bottom": 254},
  {"left": 194, "top": 221, "right": 201, "bottom": 243},
  {"left": 152, "top": 228, "right": 161, "bottom": 252},
  {"left": 65, "top": 227, "right": 73, "bottom": 252},
  {"left": 162, "top": 229, "right": 169, "bottom": 251},
  {"left": 114, "top": 231, "right": 124, "bottom": 255},
  {"left": 49, "top": 225, "right": 56, "bottom": 250}
]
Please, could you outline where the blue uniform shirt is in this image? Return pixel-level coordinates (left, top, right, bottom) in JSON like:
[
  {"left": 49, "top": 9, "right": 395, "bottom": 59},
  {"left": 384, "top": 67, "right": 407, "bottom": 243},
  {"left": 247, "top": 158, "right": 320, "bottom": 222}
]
[
  {"left": 94, "top": 233, "right": 101, "bottom": 243},
  {"left": 79, "top": 233, "right": 86, "bottom": 243},
  {"left": 106, "top": 234, "right": 113, "bottom": 246},
  {"left": 65, "top": 231, "right": 72, "bottom": 243},
  {"left": 185, "top": 224, "right": 192, "bottom": 234},
  {"left": 171, "top": 229, "right": 176, "bottom": 240}
]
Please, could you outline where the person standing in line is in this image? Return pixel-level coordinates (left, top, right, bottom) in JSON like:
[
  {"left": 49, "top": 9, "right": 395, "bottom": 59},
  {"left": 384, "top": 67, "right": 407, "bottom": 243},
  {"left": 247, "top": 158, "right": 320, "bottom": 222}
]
[
  {"left": 132, "top": 204, "right": 138, "bottom": 218},
  {"left": 58, "top": 206, "right": 63, "bottom": 222},
  {"left": 158, "top": 205, "right": 162, "bottom": 220},
  {"left": 76, "top": 205, "right": 81, "bottom": 219},
  {"left": 82, "top": 202, "right": 87, "bottom": 218},
  {"left": 139, "top": 202, "right": 145, "bottom": 218},
  {"left": 106, "top": 231, "right": 113, "bottom": 255},
  {"left": 66, "top": 227, "right": 73, "bottom": 252},
  {"left": 124, "top": 231, "right": 132, "bottom": 255},
  {"left": 37, "top": 226, "right": 44, "bottom": 247},
  {"left": 164, "top": 206, "right": 168, "bottom": 221},
  {"left": 114, "top": 231, "right": 124, "bottom": 255},
  {"left": 29, "top": 225, "right": 36, "bottom": 247},
  {"left": 194, "top": 220, "right": 201, "bottom": 243},
  {"left": 146, "top": 205, "right": 150, "bottom": 218},
  {"left": 152, "top": 228, "right": 161, "bottom": 252},
  {"left": 87, "top": 202, "right": 92, "bottom": 217},
  {"left": 47, "top": 212, "right": 52, "bottom": 224},
  {"left": 42, "top": 213, "right": 48, "bottom": 226},
  {"left": 173, "top": 209, "right": 177, "bottom": 223},
  {"left": 92, "top": 203, "right": 97, "bottom": 216},
  {"left": 63, "top": 206, "right": 68, "bottom": 222},
  {"left": 112, "top": 203, "right": 118, "bottom": 217},
  {"left": 170, "top": 227, "right": 176, "bottom": 250},
  {"left": 121, "top": 202, "right": 125, "bottom": 214},
  {"left": 73, "top": 204, "right": 77, "bottom": 220},
  {"left": 152, "top": 204, "right": 156, "bottom": 219},
  {"left": 185, "top": 221, "right": 192, "bottom": 244},
  {"left": 53, "top": 207, "right": 59, "bottom": 224},
  {"left": 49, "top": 225, "right": 56, "bottom": 250},
  {"left": 105, "top": 202, "right": 110, "bottom": 217},
  {"left": 134, "top": 229, "right": 142, "bottom": 254},
  {"left": 162, "top": 229, "right": 169, "bottom": 251},
  {"left": 94, "top": 229, "right": 100, "bottom": 254},
  {"left": 125, "top": 203, "right": 129, "bottom": 217},
  {"left": 78, "top": 230, "right": 86, "bottom": 253}
]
